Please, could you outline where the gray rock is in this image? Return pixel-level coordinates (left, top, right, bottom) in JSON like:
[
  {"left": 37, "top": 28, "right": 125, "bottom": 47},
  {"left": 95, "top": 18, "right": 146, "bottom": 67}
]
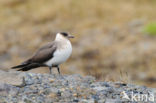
[
  {"left": 0, "top": 70, "right": 24, "bottom": 86},
  {"left": 0, "top": 70, "right": 155, "bottom": 103}
]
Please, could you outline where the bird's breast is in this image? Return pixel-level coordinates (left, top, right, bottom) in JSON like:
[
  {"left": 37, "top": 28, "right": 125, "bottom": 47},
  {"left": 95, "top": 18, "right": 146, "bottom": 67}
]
[{"left": 45, "top": 41, "right": 72, "bottom": 66}]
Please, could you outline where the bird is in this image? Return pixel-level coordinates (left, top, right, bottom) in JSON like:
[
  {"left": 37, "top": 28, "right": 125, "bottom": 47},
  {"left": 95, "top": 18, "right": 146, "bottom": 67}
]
[{"left": 11, "top": 32, "right": 74, "bottom": 74}]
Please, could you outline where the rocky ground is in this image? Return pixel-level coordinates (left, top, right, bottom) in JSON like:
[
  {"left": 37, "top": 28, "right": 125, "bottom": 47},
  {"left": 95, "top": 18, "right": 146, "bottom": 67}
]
[
  {"left": 0, "top": 0, "right": 156, "bottom": 87},
  {"left": 0, "top": 70, "right": 155, "bottom": 103}
]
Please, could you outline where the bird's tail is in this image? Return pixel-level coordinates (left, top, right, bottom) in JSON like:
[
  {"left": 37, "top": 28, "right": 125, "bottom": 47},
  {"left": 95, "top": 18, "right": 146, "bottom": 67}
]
[
  {"left": 11, "top": 59, "right": 31, "bottom": 69},
  {"left": 12, "top": 63, "right": 29, "bottom": 69},
  {"left": 17, "top": 63, "right": 41, "bottom": 71},
  {"left": 12, "top": 60, "right": 45, "bottom": 71}
]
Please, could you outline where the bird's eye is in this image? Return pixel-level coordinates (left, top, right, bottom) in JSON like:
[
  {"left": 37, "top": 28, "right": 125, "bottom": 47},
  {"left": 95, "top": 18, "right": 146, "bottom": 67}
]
[{"left": 61, "top": 32, "right": 68, "bottom": 36}]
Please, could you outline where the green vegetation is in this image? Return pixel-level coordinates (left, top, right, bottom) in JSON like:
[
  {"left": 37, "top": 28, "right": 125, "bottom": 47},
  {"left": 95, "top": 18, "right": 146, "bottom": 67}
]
[{"left": 144, "top": 22, "right": 156, "bottom": 36}]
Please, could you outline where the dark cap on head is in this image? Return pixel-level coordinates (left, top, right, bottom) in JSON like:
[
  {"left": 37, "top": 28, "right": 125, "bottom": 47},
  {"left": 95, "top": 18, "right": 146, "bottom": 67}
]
[
  {"left": 60, "top": 32, "right": 68, "bottom": 37},
  {"left": 60, "top": 32, "right": 74, "bottom": 38}
]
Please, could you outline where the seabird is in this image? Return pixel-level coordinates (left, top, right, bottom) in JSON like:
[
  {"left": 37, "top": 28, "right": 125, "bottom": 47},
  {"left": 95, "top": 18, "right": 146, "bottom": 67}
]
[{"left": 12, "top": 32, "right": 74, "bottom": 74}]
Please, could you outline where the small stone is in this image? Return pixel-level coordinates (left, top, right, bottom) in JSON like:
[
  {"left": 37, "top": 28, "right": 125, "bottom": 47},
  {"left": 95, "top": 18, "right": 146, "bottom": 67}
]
[
  {"left": 73, "top": 93, "right": 78, "bottom": 97},
  {"left": 61, "top": 88, "right": 65, "bottom": 92},
  {"left": 73, "top": 99, "right": 79, "bottom": 102},
  {"left": 57, "top": 90, "right": 61, "bottom": 96},
  {"left": 49, "top": 79, "right": 55, "bottom": 83},
  {"left": 32, "top": 97, "right": 35, "bottom": 100},
  {"left": 48, "top": 93, "right": 57, "bottom": 98}
]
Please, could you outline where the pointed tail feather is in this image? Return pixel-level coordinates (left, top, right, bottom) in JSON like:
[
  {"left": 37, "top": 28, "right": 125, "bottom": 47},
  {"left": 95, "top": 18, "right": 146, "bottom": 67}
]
[
  {"left": 17, "top": 63, "right": 43, "bottom": 71},
  {"left": 11, "top": 63, "right": 30, "bottom": 69},
  {"left": 11, "top": 59, "right": 32, "bottom": 69}
]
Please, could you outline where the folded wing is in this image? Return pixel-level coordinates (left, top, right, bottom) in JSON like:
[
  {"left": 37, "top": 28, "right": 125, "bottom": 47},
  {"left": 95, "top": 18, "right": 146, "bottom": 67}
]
[{"left": 12, "top": 42, "right": 57, "bottom": 71}]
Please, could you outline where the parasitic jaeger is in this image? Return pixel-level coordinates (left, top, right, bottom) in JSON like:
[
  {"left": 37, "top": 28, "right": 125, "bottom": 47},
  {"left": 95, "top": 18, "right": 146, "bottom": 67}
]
[{"left": 12, "top": 32, "right": 74, "bottom": 74}]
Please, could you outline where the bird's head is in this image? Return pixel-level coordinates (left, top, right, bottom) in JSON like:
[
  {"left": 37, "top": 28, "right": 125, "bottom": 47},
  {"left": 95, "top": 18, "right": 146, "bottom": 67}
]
[{"left": 55, "top": 32, "right": 74, "bottom": 41}]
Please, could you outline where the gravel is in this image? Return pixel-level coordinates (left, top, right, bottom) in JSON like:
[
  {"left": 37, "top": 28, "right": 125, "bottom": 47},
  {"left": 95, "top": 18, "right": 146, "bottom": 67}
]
[{"left": 0, "top": 71, "right": 155, "bottom": 103}]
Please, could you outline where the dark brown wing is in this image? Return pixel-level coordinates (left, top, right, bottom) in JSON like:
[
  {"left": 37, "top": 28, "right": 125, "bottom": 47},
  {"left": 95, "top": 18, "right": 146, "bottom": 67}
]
[
  {"left": 30, "top": 41, "right": 57, "bottom": 63},
  {"left": 11, "top": 41, "right": 57, "bottom": 71}
]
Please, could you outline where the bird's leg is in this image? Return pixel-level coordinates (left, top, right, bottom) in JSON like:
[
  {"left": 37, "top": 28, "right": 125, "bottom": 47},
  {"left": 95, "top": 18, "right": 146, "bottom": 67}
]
[
  {"left": 57, "top": 66, "right": 61, "bottom": 74},
  {"left": 49, "top": 67, "right": 52, "bottom": 74},
  {"left": 57, "top": 66, "right": 64, "bottom": 79}
]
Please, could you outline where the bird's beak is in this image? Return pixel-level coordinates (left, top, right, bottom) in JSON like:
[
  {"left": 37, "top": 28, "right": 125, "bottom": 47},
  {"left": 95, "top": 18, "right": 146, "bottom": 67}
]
[{"left": 68, "top": 35, "right": 74, "bottom": 38}]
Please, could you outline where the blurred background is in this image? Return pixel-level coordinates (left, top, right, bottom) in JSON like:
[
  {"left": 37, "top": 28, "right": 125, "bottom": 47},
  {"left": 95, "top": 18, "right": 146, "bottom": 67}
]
[{"left": 0, "top": 0, "right": 156, "bottom": 87}]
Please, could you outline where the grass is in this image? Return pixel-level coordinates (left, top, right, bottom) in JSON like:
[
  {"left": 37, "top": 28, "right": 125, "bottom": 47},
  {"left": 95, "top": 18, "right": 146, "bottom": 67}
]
[{"left": 144, "top": 22, "right": 156, "bottom": 36}]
